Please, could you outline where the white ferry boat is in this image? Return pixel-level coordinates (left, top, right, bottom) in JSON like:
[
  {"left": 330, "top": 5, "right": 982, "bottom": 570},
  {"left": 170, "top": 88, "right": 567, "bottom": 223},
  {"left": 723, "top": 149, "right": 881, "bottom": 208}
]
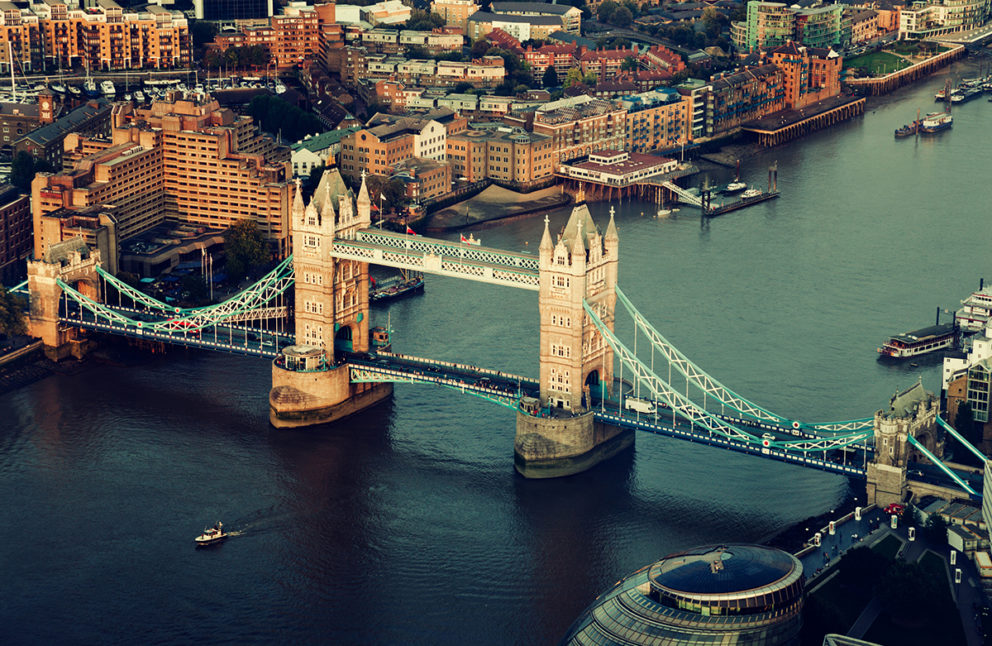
[
  {"left": 956, "top": 282, "right": 992, "bottom": 332},
  {"left": 877, "top": 323, "right": 957, "bottom": 359},
  {"left": 100, "top": 80, "right": 115, "bottom": 96}
]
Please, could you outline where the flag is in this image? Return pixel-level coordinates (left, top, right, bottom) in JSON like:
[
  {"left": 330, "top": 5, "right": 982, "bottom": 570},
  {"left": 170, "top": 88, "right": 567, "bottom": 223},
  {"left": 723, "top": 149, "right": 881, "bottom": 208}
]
[
  {"left": 371, "top": 203, "right": 380, "bottom": 211},
  {"left": 406, "top": 226, "right": 417, "bottom": 235},
  {"left": 460, "top": 234, "right": 467, "bottom": 243}
]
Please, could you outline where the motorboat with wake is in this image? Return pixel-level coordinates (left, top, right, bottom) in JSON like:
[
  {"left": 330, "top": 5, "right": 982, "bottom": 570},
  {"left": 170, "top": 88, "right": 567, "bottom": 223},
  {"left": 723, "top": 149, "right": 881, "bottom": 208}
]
[{"left": 194, "top": 521, "right": 227, "bottom": 547}]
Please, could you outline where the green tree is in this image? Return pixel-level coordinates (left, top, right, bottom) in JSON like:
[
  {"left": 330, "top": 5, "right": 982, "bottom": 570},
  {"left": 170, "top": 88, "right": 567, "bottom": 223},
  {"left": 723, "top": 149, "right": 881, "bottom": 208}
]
[
  {"left": 225, "top": 220, "right": 269, "bottom": 281},
  {"left": 302, "top": 164, "right": 326, "bottom": 202},
  {"left": 0, "top": 286, "right": 26, "bottom": 337},
  {"left": 542, "top": 64, "right": 558, "bottom": 88},
  {"left": 191, "top": 20, "right": 218, "bottom": 48},
  {"left": 564, "top": 67, "right": 584, "bottom": 88},
  {"left": 180, "top": 273, "right": 209, "bottom": 306},
  {"left": 598, "top": 0, "right": 619, "bottom": 23},
  {"left": 621, "top": 55, "right": 639, "bottom": 72},
  {"left": 405, "top": 44, "right": 429, "bottom": 60},
  {"left": 454, "top": 81, "right": 474, "bottom": 93},
  {"left": 10, "top": 151, "right": 51, "bottom": 192},
  {"left": 611, "top": 6, "right": 633, "bottom": 27},
  {"left": 875, "top": 561, "right": 941, "bottom": 625},
  {"left": 836, "top": 546, "right": 886, "bottom": 587},
  {"left": 381, "top": 177, "right": 408, "bottom": 209},
  {"left": 924, "top": 513, "right": 948, "bottom": 545}
]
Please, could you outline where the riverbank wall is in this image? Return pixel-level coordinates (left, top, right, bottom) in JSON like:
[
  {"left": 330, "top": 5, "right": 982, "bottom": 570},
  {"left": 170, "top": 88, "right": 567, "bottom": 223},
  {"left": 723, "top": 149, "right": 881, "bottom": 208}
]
[{"left": 846, "top": 44, "right": 966, "bottom": 96}]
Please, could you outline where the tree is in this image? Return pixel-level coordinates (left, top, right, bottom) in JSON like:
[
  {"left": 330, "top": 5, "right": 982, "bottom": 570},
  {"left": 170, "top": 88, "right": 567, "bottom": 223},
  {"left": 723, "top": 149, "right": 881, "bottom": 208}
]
[
  {"left": 0, "top": 286, "right": 26, "bottom": 337},
  {"left": 954, "top": 402, "right": 983, "bottom": 466},
  {"left": 611, "top": 6, "right": 633, "bottom": 27},
  {"left": 924, "top": 513, "right": 948, "bottom": 545},
  {"left": 302, "top": 164, "right": 326, "bottom": 202},
  {"left": 225, "top": 220, "right": 269, "bottom": 281},
  {"left": 621, "top": 56, "right": 639, "bottom": 72},
  {"left": 191, "top": 20, "right": 218, "bottom": 48},
  {"left": 564, "top": 67, "right": 584, "bottom": 88},
  {"left": 454, "top": 81, "right": 474, "bottom": 93},
  {"left": 10, "top": 151, "right": 52, "bottom": 192},
  {"left": 381, "top": 178, "right": 408, "bottom": 209},
  {"left": 875, "top": 561, "right": 941, "bottom": 626},
  {"left": 405, "top": 45, "right": 429, "bottom": 60},
  {"left": 598, "top": 0, "right": 619, "bottom": 23},
  {"left": 542, "top": 64, "right": 558, "bottom": 88},
  {"left": 837, "top": 546, "right": 886, "bottom": 587}
]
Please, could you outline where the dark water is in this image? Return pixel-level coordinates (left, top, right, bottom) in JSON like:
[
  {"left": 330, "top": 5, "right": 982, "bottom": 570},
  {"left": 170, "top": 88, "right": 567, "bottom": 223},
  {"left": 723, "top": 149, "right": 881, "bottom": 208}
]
[{"left": 3, "top": 61, "right": 991, "bottom": 645}]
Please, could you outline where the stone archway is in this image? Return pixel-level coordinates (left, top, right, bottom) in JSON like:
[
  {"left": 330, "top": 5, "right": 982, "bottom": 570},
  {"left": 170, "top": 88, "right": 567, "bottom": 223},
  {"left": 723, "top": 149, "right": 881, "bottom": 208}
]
[{"left": 334, "top": 324, "right": 354, "bottom": 353}]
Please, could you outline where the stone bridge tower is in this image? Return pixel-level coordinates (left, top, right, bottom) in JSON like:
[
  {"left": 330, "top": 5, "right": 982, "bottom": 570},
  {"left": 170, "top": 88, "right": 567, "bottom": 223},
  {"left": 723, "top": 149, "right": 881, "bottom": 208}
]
[
  {"left": 866, "top": 380, "right": 942, "bottom": 506},
  {"left": 515, "top": 200, "right": 631, "bottom": 478},
  {"left": 27, "top": 238, "right": 102, "bottom": 360},
  {"left": 269, "top": 170, "right": 392, "bottom": 428}
]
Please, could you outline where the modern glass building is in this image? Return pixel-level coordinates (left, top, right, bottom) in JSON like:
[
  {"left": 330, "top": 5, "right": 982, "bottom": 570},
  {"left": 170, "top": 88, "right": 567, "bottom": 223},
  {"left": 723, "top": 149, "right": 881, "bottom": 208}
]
[{"left": 561, "top": 544, "right": 805, "bottom": 645}]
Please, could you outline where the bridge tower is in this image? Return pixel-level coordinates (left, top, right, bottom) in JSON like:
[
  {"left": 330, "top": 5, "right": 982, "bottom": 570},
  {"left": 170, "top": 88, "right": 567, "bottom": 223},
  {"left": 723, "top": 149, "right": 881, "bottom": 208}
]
[
  {"left": 866, "top": 380, "right": 943, "bottom": 506},
  {"left": 269, "top": 170, "right": 392, "bottom": 428},
  {"left": 514, "top": 199, "right": 631, "bottom": 478},
  {"left": 26, "top": 238, "right": 102, "bottom": 360}
]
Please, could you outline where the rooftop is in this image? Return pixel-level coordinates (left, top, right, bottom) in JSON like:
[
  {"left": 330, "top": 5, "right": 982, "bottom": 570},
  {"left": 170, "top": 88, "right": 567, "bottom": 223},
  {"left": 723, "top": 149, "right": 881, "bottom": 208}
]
[
  {"left": 17, "top": 98, "right": 111, "bottom": 147},
  {"left": 291, "top": 127, "right": 361, "bottom": 153},
  {"left": 649, "top": 544, "right": 801, "bottom": 597}
]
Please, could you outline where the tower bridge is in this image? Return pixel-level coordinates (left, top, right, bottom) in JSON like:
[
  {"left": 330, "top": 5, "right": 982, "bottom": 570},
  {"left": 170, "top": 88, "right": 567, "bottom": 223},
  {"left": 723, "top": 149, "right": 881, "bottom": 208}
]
[{"left": 15, "top": 168, "right": 985, "bottom": 502}]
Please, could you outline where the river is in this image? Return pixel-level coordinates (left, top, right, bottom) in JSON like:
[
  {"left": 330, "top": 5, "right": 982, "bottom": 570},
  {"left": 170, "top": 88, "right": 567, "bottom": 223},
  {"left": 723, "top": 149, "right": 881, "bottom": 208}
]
[{"left": 2, "top": 60, "right": 991, "bottom": 644}]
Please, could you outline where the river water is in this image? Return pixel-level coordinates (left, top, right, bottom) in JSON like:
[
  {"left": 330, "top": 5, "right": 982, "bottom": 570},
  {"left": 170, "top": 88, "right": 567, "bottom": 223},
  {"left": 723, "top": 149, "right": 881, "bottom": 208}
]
[{"left": 3, "top": 61, "right": 992, "bottom": 645}]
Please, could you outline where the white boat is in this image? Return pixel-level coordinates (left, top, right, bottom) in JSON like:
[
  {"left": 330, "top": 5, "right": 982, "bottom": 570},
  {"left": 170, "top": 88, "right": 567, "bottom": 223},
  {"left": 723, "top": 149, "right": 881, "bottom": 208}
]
[
  {"left": 194, "top": 521, "right": 227, "bottom": 547},
  {"left": 124, "top": 92, "right": 132, "bottom": 101},
  {"left": 67, "top": 84, "right": 82, "bottom": 97},
  {"left": 877, "top": 323, "right": 957, "bottom": 359},
  {"left": 956, "top": 283, "right": 992, "bottom": 332},
  {"left": 50, "top": 82, "right": 66, "bottom": 94},
  {"left": 134, "top": 90, "right": 146, "bottom": 102},
  {"left": 84, "top": 78, "right": 99, "bottom": 96},
  {"left": 741, "top": 188, "right": 762, "bottom": 198},
  {"left": 274, "top": 82, "right": 287, "bottom": 94},
  {"left": 100, "top": 80, "right": 115, "bottom": 96},
  {"left": 724, "top": 181, "right": 746, "bottom": 194}
]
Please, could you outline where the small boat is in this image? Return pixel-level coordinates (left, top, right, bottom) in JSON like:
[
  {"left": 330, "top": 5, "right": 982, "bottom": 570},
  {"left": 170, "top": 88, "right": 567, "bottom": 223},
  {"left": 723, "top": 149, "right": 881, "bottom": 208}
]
[
  {"left": 50, "top": 82, "right": 66, "bottom": 94},
  {"left": 741, "top": 188, "right": 762, "bottom": 199},
  {"left": 83, "top": 78, "right": 99, "bottom": 97},
  {"left": 724, "top": 181, "right": 746, "bottom": 194},
  {"left": 194, "top": 521, "right": 227, "bottom": 547},
  {"left": 67, "top": 84, "right": 82, "bottom": 97},
  {"left": 134, "top": 90, "right": 146, "bottom": 102},
  {"left": 918, "top": 111, "right": 952, "bottom": 134},
  {"left": 123, "top": 92, "right": 132, "bottom": 101},
  {"left": 894, "top": 121, "right": 918, "bottom": 138},
  {"left": 370, "top": 271, "right": 424, "bottom": 303},
  {"left": 275, "top": 82, "right": 287, "bottom": 94},
  {"left": 100, "top": 80, "right": 115, "bottom": 96}
]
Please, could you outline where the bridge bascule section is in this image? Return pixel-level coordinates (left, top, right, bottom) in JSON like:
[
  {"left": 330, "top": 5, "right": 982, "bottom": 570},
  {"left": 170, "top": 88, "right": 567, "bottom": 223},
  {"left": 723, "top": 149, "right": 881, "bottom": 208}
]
[{"left": 17, "top": 167, "right": 987, "bottom": 497}]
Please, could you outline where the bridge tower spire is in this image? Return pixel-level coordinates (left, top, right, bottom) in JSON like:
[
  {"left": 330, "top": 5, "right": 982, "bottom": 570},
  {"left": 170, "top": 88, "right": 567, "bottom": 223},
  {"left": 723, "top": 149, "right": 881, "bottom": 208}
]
[
  {"left": 269, "top": 169, "right": 391, "bottom": 428},
  {"left": 516, "top": 202, "right": 628, "bottom": 477}
]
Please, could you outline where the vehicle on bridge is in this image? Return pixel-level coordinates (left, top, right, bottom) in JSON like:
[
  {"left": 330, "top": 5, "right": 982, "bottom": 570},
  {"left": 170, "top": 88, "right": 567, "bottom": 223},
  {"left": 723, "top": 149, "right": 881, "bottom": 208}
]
[
  {"left": 166, "top": 319, "right": 200, "bottom": 336},
  {"left": 625, "top": 397, "right": 656, "bottom": 414}
]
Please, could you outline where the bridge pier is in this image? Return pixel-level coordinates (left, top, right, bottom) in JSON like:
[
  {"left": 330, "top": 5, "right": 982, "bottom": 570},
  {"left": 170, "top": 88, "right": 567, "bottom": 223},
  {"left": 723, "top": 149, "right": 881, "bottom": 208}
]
[
  {"left": 27, "top": 239, "right": 101, "bottom": 361},
  {"left": 270, "top": 352, "right": 392, "bottom": 428},
  {"left": 514, "top": 408, "right": 632, "bottom": 478}
]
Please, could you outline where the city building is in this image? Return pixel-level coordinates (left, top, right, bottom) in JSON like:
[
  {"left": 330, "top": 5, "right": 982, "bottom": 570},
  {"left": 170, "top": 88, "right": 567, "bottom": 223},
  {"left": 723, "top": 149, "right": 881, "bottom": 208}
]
[
  {"left": 944, "top": 323, "right": 992, "bottom": 452},
  {"left": 523, "top": 42, "right": 578, "bottom": 84},
  {"left": 31, "top": 94, "right": 294, "bottom": 262},
  {"left": 391, "top": 157, "right": 451, "bottom": 201},
  {"left": 13, "top": 98, "right": 113, "bottom": 170},
  {"left": 705, "top": 64, "right": 785, "bottom": 136},
  {"left": 733, "top": 1, "right": 844, "bottom": 52},
  {"left": 845, "top": 8, "right": 880, "bottom": 46},
  {"left": 619, "top": 88, "right": 691, "bottom": 153},
  {"left": 207, "top": 1, "right": 319, "bottom": 70},
  {"left": 0, "top": 183, "right": 30, "bottom": 282},
  {"left": 430, "top": 0, "right": 480, "bottom": 31},
  {"left": 467, "top": 11, "right": 564, "bottom": 41},
  {"left": 340, "top": 114, "right": 448, "bottom": 180},
  {"left": 898, "top": 0, "right": 992, "bottom": 39},
  {"left": 364, "top": 0, "right": 412, "bottom": 25},
  {"left": 766, "top": 41, "right": 842, "bottom": 110},
  {"left": 490, "top": 2, "right": 582, "bottom": 34},
  {"left": 561, "top": 544, "right": 805, "bottom": 645},
  {"left": 558, "top": 149, "right": 680, "bottom": 186},
  {"left": 193, "top": 0, "right": 274, "bottom": 21},
  {"left": 0, "top": 92, "right": 55, "bottom": 156},
  {"left": 345, "top": 48, "right": 506, "bottom": 88},
  {"left": 504, "top": 95, "right": 627, "bottom": 165},
  {"left": 14, "top": 0, "right": 192, "bottom": 72},
  {"left": 290, "top": 126, "right": 361, "bottom": 177},
  {"left": 446, "top": 125, "right": 554, "bottom": 185}
]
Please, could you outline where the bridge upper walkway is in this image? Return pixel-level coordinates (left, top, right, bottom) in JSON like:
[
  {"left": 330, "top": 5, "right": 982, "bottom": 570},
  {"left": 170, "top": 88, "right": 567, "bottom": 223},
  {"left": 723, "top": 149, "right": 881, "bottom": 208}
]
[{"left": 330, "top": 229, "right": 540, "bottom": 290}]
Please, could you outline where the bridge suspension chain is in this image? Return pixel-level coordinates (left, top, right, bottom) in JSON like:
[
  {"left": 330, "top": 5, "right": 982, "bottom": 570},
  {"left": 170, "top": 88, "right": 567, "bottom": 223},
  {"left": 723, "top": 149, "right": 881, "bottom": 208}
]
[
  {"left": 94, "top": 255, "right": 295, "bottom": 331},
  {"left": 615, "top": 287, "right": 872, "bottom": 433},
  {"left": 586, "top": 300, "right": 872, "bottom": 452}
]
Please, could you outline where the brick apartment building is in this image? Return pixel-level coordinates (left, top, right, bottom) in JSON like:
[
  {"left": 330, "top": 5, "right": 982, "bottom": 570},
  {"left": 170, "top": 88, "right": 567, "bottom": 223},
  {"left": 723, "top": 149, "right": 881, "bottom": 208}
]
[
  {"left": 1, "top": 0, "right": 190, "bottom": 72},
  {"left": 208, "top": 1, "right": 320, "bottom": 70},
  {"left": 31, "top": 94, "right": 293, "bottom": 261},
  {"left": 504, "top": 95, "right": 627, "bottom": 165},
  {"left": 0, "top": 182, "right": 30, "bottom": 282},
  {"left": 447, "top": 126, "right": 554, "bottom": 185}
]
